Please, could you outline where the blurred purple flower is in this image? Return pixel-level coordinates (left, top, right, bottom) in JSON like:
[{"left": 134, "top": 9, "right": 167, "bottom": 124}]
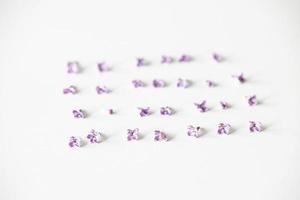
[
  {"left": 87, "top": 129, "right": 103, "bottom": 143},
  {"left": 212, "top": 53, "right": 223, "bottom": 63},
  {"left": 68, "top": 136, "right": 83, "bottom": 148},
  {"left": 194, "top": 100, "right": 208, "bottom": 112},
  {"left": 108, "top": 109, "right": 114, "bottom": 115},
  {"left": 136, "top": 58, "right": 146, "bottom": 67},
  {"left": 97, "top": 62, "right": 109, "bottom": 72},
  {"left": 96, "top": 86, "right": 110, "bottom": 94},
  {"left": 178, "top": 54, "right": 192, "bottom": 62},
  {"left": 206, "top": 80, "right": 216, "bottom": 87},
  {"left": 177, "top": 78, "right": 189, "bottom": 88},
  {"left": 132, "top": 80, "right": 146, "bottom": 88},
  {"left": 161, "top": 56, "right": 174, "bottom": 64},
  {"left": 67, "top": 61, "right": 80, "bottom": 74},
  {"left": 220, "top": 101, "right": 230, "bottom": 110},
  {"left": 232, "top": 73, "right": 246, "bottom": 83},
  {"left": 246, "top": 95, "right": 258, "bottom": 106},
  {"left": 153, "top": 79, "right": 166, "bottom": 88},
  {"left": 187, "top": 125, "right": 204, "bottom": 138},
  {"left": 72, "top": 109, "right": 86, "bottom": 118},
  {"left": 138, "top": 107, "right": 151, "bottom": 117},
  {"left": 249, "top": 121, "right": 263, "bottom": 132},
  {"left": 217, "top": 123, "right": 231, "bottom": 134},
  {"left": 154, "top": 130, "right": 168, "bottom": 141},
  {"left": 127, "top": 128, "right": 139, "bottom": 141},
  {"left": 63, "top": 85, "right": 77, "bottom": 94},
  {"left": 160, "top": 106, "right": 173, "bottom": 115}
]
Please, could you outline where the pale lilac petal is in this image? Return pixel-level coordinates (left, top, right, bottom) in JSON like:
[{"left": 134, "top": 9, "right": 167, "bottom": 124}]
[
  {"left": 87, "top": 129, "right": 103, "bottom": 143},
  {"left": 249, "top": 121, "right": 263, "bottom": 132},
  {"left": 136, "top": 58, "right": 147, "bottom": 67},
  {"left": 63, "top": 85, "right": 77, "bottom": 94},
  {"left": 138, "top": 107, "right": 151, "bottom": 117},
  {"left": 67, "top": 61, "right": 80, "bottom": 73},
  {"left": 187, "top": 125, "right": 204, "bottom": 138},
  {"left": 161, "top": 56, "right": 174, "bottom": 64},
  {"left": 220, "top": 101, "right": 230, "bottom": 110},
  {"left": 153, "top": 79, "right": 166, "bottom": 88},
  {"left": 160, "top": 106, "right": 173, "bottom": 115},
  {"left": 96, "top": 86, "right": 110, "bottom": 94},
  {"left": 97, "top": 62, "right": 109, "bottom": 72},
  {"left": 72, "top": 109, "right": 86, "bottom": 118},
  {"left": 127, "top": 128, "right": 139, "bottom": 141},
  {"left": 206, "top": 80, "right": 216, "bottom": 87},
  {"left": 246, "top": 95, "right": 258, "bottom": 106},
  {"left": 154, "top": 130, "right": 168, "bottom": 141},
  {"left": 217, "top": 123, "right": 231, "bottom": 134},
  {"left": 68, "top": 136, "right": 83, "bottom": 147},
  {"left": 232, "top": 73, "right": 246, "bottom": 83},
  {"left": 212, "top": 53, "right": 223, "bottom": 63},
  {"left": 194, "top": 101, "right": 208, "bottom": 112},
  {"left": 132, "top": 80, "right": 146, "bottom": 88},
  {"left": 108, "top": 109, "right": 114, "bottom": 115},
  {"left": 177, "top": 78, "right": 189, "bottom": 88},
  {"left": 178, "top": 54, "right": 192, "bottom": 62}
]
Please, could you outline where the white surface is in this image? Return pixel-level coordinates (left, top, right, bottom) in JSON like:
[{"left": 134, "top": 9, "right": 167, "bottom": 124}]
[{"left": 1, "top": 0, "right": 300, "bottom": 199}]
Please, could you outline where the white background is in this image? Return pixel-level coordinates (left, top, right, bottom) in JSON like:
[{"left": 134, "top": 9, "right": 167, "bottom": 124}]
[{"left": 1, "top": 0, "right": 300, "bottom": 199}]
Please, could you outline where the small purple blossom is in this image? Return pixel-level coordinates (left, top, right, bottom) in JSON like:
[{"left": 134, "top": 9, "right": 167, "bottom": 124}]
[
  {"left": 212, "top": 53, "right": 223, "bottom": 63},
  {"left": 136, "top": 58, "right": 147, "bottom": 67},
  {"left": 68, "top": 136, "right": 83, "bottom": 148},
  {"left": 63, "top": 85, "right": 77, "bottom": 94},
  {"left": 177, "top": 78, "right": 189, "bottom": 88},
  {"left": 161, "top": 56, "right": 174, "bottom": 64},
  {"left": 217, "top": 123, "right": 232, "bottom": 134},
  {"left": 178, "top": 54, "right": 192, "bottom": 62},
  {"left": 194, "top": 101, "right": 208, "bottom": 113},
  {"left": 87, "top": 129, "right": 103, "bottom": 143},
  {"left": 153, "top": 79, "right": 166, "bottom": 88},
  {"left": 220, "top": 101, "right": 230, "bottom": 110},
  {"left": 72, "top": 109, "right": 86, "bottom": 118},
  {"left": 96, "top": 86, "right": 110, "bottom": 94},
  {"left": 138, "top": 107, "right": 151, "bottom": 117},
  {"left": 154, "top": 130, "right": 168, "bottom": 141},
  {"left": 132, "top": 80, "right": 146, "bottom": 88},
  {"left": 246, "top": 95, "right": 258, "bottom": 106},
  {"left": 127, "top": 128, "right": 139, "bottom": 141},
  {"left": 108, "top": 109, "right": 114, "bottom": 115},
  {"left": 97, "top": 62, "right": 109, "bottom": 72},
  {"left": 187, "top": 125, "right": 204, "bottom": 138},
  {"left": 160, "top": 106, "right": 173, "bottom": 115},
  {"left": 67, "top": 61, "right": 80, "bottom": 73},
  {"left": 232, "top": 73, "right": 246, "bottom": 83},
  {"left": 206, "top": 80, "right": 216, "bottom": 87},
  {"left": 249, "top": 121, "right": 263, "bottom": 132}
]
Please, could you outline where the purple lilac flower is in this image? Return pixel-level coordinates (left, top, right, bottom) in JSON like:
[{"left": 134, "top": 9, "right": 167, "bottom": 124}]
[
  {"left": 136, "top": 58, "right": 147, "bottom": 67},
  {"left": 178, "top": 54, "right": 192, "bottom": 62},
  {"left": 194, "top": 101, "right": 208, "bottom": 112},
  {"left": 212, "top": 53, "right": 223, "bottom": 63},
  {"left": 249, "top": 121, "right": 263, "bottom": 132},
  {"left": 246, "top": 95, "right": 258, "bottom": 106},
  {"left": 68, "top": 136, "right": 83, "bottom": 148},
  {"left": 217, "top": 123, "right": 231, "bottom": 134},
  {"left": 177, "top": 78, "right": 189, "bottom": 88},
  {"left": 153, "top": 79, "right": 166, "bottom": 88},
  {"left": 127, "top": 128, "right": 139, "bottom": 141},
  {"left": 132, "top": 80, "right": 146, "bottom": 88},
  {"left": 97, "top": 62, "right": 109, "bottom": 72},
  {"left": 96, "top": 86, "right": 110, "bottom": 94},
  {"left": 220, "top": 101, "right": 230, "bottom": 110},
  {"left": 138, "top": 107, "right": 151, "bottom": 117},
  {"left": 206, "top": 80, "right": 216, "bottom": 87},
  {"left": 67, "top": 61, "right": 80, "bottom": 73},
  {"left": 72, "top": 109, "right": 86, "bottom": 118},
  {"left": 160, "top": 106, "right": 173, "bottom": 115},
  {"left": 232, "top": 73, "right": 246, "bottom": 83},
  {"left": 154, "top": 130, "right": 168, "bottom": 141},
  {"left": 87, "top": 129, "right": 103, "bottom": 143},
  {"left": 63, "top": 85, "right": 77, "bottom": 94},
  {"left": 108, "top": 109, "right": 114, "bottom": 115},
  {"left": 161, "top": 56, "right": 173, "bottom": 64},
  {"left": 187, "top": 125, "right": 204, "bottom": 138}
]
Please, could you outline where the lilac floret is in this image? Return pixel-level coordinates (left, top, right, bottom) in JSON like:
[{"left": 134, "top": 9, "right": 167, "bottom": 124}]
[
  {"left": 178, "top": 54, "right": 192, "bottom": 62},
  {"left": 108, "top": 109, "right": 114, "bottom": 115},
  {"left": 246, "top": 95, "right": 258, "bottom": 106},
  {"left": 187, "top": 125, "right": 204, "bottom": 138},
  {"left": 132, "top": 80, "right": 146, "bottom": 88},
  {"left": 161, "top": 56, "right": 174, "bottom": 64},
  {"left": 136, "top": 58, "right": 147, "bottom": 67},
  {"left": 249, "top": 121, "right": 263, "bottom": 132},
  {"left": 97, "top": 62, "right": 109, "bottom": 72},
  {"left": 67, "top": 61, "right": 80, "bottom": 73},
  {"left": 96, "top": 86, "right": 110, "bottom": 94},
  {"left": 63, "top": 85, "right": 77, "bottom": 94},
  {"left": 153, "top": 79, "right": 166, "bottom": 88},
  {"left": 220, "top": 101, "right": 230, "bottom": 110},
  {"left": 72, "top": 109, "right": 86, "bottom": 118},
  {"left": 127, "top": 128, "right": 139, "bottom": 141},
  {"left": 177, "top": 78, "right": 189, "bottom": 88},
  {"left": 68, "top": 136, "right": 83, "bottom": 148},
  {"left": 212, "top": 53, "right": 223, "bottom": 63},
  {"left": 217, "top": 123, "right": 231, "bottom": 134},
  {"left": 206, "top": 80, "right": 216, "bottom": 87},
  {"left": 194, "top": 100, "right": 208, "bottom": 112},
  {"left": 232, "top": 73, "right": 246, "bottom": 83},
  {"left": 138, "top": 107, "right": 151, "bottom": 117},
  {"left": 154, "top": 130, "right": 168, "bottom": 141},
  {"left": 160, "top": 106, "right": 173, "bottom": 115},
  {"left": 87, "top": 129, "right": 103, "bottom": 143}
]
